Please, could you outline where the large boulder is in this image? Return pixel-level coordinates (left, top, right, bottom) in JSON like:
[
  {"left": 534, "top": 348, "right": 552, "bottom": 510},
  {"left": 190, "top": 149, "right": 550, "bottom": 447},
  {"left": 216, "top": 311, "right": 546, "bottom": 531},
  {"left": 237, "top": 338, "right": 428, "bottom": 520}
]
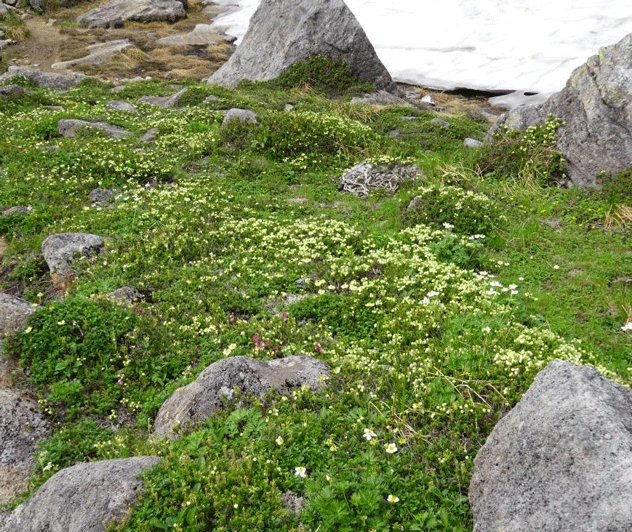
[
  {"left": 0, "top": 390, "right": 51, "bottom": 505},
  {"left": 154, "top": 355, "right": 331, "bottom": 438},
  {"left": 77, "top": 0, "right": 186, "bottom": 28},
  {"left": 0, "top": 67, "right": 87, "bottom": 90},
  {"left": 469, "top": 359, "right": 632, "bottom": 532},
  {"left": 0, "top": 456, "right": 160, "bottom": 532},
  {"left": 492, "top": 32, "right": 632, "bottom": 188},
  {"left": 208, "top": 0, "right": 394, "bottom": 91}
]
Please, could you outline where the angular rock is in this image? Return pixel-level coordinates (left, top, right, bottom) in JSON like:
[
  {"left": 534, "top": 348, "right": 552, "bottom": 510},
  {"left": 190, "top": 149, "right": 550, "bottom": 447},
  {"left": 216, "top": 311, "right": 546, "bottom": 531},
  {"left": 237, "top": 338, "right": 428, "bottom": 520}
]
[
  {"left": 0, "top": 38, "right": 15, "bottom": 51},
  {"left": 0, "top": 5, "right": 8, "bottom": 15},
  {"left": 77, "top": 0, "right": 186, "bottom": 28},
  {"left": 105, "top": 100, "right": 137, "bottom": 113},
  {"left": 0, "top": 456, "right": 160, "bottom": 532},
  {"left": 221, "top": 108, "right": 257, "bottom": 128},
  {"left": 153, "top": 355, "right": 331, "bottom": 438},
  {"left": 0, "top": 294, "right": 35, "bottom": 339},
  {"left": 470, "top": 359, "right": 632, "bottom": 532},
  {"left": 139, "top": 127, "right": 158, "bottom": 142},
  {"left": 208, "top": 0, "right": 394, "bottom": 91},
  {"left": 0, "top": 84, "right": 26, "bottom": 97},
  {"left": 0, "top": 67, "right": 87, "bottom": 90},
  {"left": 492, "top": 32, "right": 632, "bottom": 187},
  {"left": 0, "top": 390, "right": 50, "bottom": 505},
  {"left": 89, "top": 188, "right": 115, "bottom": 205},
  {"left": 464, "top": 138, "right": 483, "bottom": 148},
  {"left": 29, "top": 0, "right": 45, "bottom": 13},
  {"left": 57, "top": 119, "right": 130, "bottom": 139},
  {"left": 139, "top": 87, "right": 188, "bottom": 108},
  {"left": 52, "top": 40, "right": 133, "bottom": 69},
  {"left": 41, "top": 233, "right": 104, "bottom": 275}
]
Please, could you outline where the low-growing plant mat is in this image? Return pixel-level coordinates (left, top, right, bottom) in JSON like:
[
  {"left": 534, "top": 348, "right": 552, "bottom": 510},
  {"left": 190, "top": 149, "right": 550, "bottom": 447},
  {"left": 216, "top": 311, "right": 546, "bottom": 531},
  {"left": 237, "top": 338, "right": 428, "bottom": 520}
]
[{"left": 0, "top": 76, "right": 631, "bottom": 531}]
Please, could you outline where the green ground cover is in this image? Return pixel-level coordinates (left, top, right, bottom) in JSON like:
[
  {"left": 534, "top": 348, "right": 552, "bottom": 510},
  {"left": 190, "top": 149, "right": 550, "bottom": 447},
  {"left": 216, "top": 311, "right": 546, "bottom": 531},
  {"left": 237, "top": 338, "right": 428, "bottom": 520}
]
[{"left": 1, "top": 68, "right": 631, "bottom": 531}]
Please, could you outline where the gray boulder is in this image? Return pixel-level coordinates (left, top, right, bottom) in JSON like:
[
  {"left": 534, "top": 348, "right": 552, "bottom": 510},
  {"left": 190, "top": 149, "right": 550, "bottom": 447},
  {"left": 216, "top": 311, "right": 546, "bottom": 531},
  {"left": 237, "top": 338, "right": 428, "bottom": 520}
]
[
  {"left": 0, "top": 456, "right": 160, "bottom": 532},
  {"left": 105, "top": 100, "right": 137, "bottom": 113},
  {"left": 156, "top": 23, "right": 222, "bottom": 46},
  {"left": 41, "top": 233, "right": 104, "bottom": 275},
  {"left": 0, "top": 84, "right": 25, "bottom": 97},
  {"left": 57, "top": 119, "right": 130, "bottom": 139},
  {"left": 208, "top": 0, "right": 394, "bottom": 91},
  {"left": 0, "top": 67, "right": 87, "bottom": 90},
  {"left": 492, "top": 32, "right": 632, "bottom": 187},
  {"left": 221, "top": 108, "right": 257, "bottom": 128},
  {"left": 0, "top": 390, "right": 50, "bottom": 505},
  {"left": 0, "top": 293, "right": 35, "bottom": 339},
  {"left": 139, "top": 87, "right": 188, "bottom": 108},
  {"left": 469, "top": 359, "right": 632, "bottom": 532},
  {"left": 77, "top": 0, "right": 186, "bottom": 28},
  {"left": 154, "top": 355, "right": 331, "bottom": 438},
  {"left": 350, "top": 90, "right": 416, "bottom": 108},
  {"left": 52, "top": 40, "right": 133, "bottom": 69}
]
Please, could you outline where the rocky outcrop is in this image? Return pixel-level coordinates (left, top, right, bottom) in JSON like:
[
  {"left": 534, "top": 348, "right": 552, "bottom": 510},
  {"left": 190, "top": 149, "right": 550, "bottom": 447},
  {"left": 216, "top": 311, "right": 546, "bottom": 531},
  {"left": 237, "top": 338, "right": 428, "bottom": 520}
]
[
  {"left": 208, "top": 0, "right": 394, "bottom": 91},
  {"left": 0, "top": 390, "right": 51, "bottom": 505},
  {"left": 153, "top": 355, "right": 331, "bottom": 438},
  {"left": 57, "top": 119, "right": 131, "bottom": 139},
  {"left": 105, "top": 100, "right": 137, "bottom": 113},
  {"left": 469, "top": 359, "right": 632, "bottom": 532},
  {"left": 52, "top": 40, "right": 133, "bottom": 70},
  {"left": 41, "top": 233, "right": 104, "bottom": 276},
  {"left": 77, "top": 0, "right": 186, "bottom": 28},
  {"left": 492, "top": 32, "right": 632, "bottom": 187},
  {"left": 0, "top": 67, "right": 87, "bottom": 90},
  {"left": 0, "top": 456, "right": 160, "bottom": 532}
]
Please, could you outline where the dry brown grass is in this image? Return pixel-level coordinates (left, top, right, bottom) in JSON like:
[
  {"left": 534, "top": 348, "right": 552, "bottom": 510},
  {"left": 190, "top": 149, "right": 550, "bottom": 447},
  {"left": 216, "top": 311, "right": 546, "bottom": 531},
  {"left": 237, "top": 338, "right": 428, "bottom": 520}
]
[{"left": 605, "top": 204, "right": 632, "bottom": 231}]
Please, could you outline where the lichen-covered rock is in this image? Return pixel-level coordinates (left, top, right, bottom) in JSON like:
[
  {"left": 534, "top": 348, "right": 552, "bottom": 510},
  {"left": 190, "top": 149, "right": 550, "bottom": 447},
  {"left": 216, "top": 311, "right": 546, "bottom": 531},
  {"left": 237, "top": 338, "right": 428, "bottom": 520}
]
[
  {"left": 208, "top": 0, "right": 394, "bottom": 91},
  {"left": 153, "top": 355, "right": 331, "bottom": 438},
  {"left": 339, "top": 163, "right": 423, "bottom": 197},
  {"left": 491, "top": 32, "right": 632, "bottom": 187},
  {"left": 469, "top": 359, "right": 632, "bottom": 532},
  {"left": 41, "top": 233, "right": 104, "bottom": 275},
  {"left": 0, "top": 293, "right": 35, "bottom": 338},
  {"left": 0, "top": 390, "right": 50, "bottom": 505},
  {"left": 0, "top": 456, "right": 160, "bottom": 532},
  {"left": 221, "top": 108, "right": 257, "bottom": 128},
  {"left": 77, "top": 0, "right": 186, "bottom": 28}
]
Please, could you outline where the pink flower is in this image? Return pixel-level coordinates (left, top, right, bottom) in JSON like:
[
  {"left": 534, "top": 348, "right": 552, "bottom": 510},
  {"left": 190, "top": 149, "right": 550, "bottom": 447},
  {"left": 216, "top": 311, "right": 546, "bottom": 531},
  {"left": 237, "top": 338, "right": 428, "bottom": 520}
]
[{"left": 117, "top": 378, "right": 125, "bottom": 386}]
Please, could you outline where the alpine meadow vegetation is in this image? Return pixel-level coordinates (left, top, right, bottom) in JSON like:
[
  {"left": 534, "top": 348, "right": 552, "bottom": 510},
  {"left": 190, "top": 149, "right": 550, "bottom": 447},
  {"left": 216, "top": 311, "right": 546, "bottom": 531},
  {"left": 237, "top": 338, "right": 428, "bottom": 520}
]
[{"left": 1, "top": 65, "right": 631, "bottom": 531}]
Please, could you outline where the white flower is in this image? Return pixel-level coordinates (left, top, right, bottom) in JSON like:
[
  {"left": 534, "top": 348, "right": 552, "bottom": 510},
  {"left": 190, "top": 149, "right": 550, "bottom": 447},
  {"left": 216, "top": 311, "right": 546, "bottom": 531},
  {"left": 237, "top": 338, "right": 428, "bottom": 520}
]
[
  {"left": 385, "top": 443, "right": 398, "bottom": 454},
  {"left": 24, "top": 326, "right": 32, "bottom": 334},
  {"left": 294, "top": 466, "right": 307, "bottom": 478},
  {"left": 387, "top": 494, "right": 400, "bottom": 503},
  {"left": 276, "top": 436, "right": 284, "bottom": 446},
  {"left": 442, "top": 222, "right": 454, "bottom": 229},
  {"left": 426, "top": 290, "right": 439, "bottom": 298},
  {"left": 482, "top": 327, "right": 491, "bottom": 334},
  {"left": 363, "top": 428, "right": 377, "bottom": 441},
  {"left": 553, "top": 264, "right": 560, "bottom": 270},
  {"left": 621, "top": 322, "right": 632, "bottom": 332}
]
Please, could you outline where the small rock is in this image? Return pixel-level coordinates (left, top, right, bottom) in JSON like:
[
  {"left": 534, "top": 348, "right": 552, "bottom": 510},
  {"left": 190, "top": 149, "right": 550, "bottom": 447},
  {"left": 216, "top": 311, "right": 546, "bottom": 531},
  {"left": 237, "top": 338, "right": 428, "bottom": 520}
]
[
  {"left": 0, "top": 293, "right": 35, "bottom": 338},
  {"left": 280, "top": 491, "right": 306, "bottom": 516},
  {"left": 139, "top": 88, "right": 188, "bottom": 108},
  {"left": 1, "top": 205, "right": 31, "bottom": 215},
  {"left": 105, "top": 286, "right": 144, "bottom": 305},
  {"left": 41, "top": 233, "right": 104, "bottom": 275},
  {"left": 464, "top": 137, "right": 483, "bottom": 148},
  {"left": 421, "top": 94, "right": 435, "bottom": 106},
  {"left": 204, "top": 94, "right": 219, "bottom": 103},
  {"left": 351, "top": 90, "right": 415, "bottom": 108},
  {"left": 89, "top": 188, "right": 114, "bottom": 205},
  {"left": 57, "top": 119, "right": 130, "bottom": 139},
  {"left": 139, "top": 128, "right": 158, "bottom": 142},
  {"left": 431, "top": 118, "right": 449, "bottom": 128},
  {"left": 105, "top": 100, "right": 137, "bottom": 113},
  {"left": 221, "top": 108, "right": 257, "bottom": 128},
  {"left": 153, "top": 356, "right": 331, "bottom": 438}
]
